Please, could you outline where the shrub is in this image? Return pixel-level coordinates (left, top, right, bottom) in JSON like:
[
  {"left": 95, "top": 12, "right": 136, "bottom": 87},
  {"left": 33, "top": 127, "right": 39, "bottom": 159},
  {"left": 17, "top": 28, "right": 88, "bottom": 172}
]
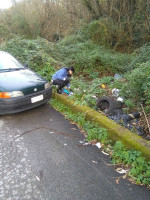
[
  {"left": 55, "top": 36, "right": 133, "bottom": 74},
  {"left": 121, "top": 61, "right": 150, "bottom": 107},
  {"left": 127, "top": 43, "right": 150, "bottom": 70}
]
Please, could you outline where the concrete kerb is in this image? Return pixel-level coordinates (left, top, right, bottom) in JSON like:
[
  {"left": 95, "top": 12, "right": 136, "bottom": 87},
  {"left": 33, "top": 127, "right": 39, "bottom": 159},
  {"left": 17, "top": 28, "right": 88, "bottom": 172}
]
[{"left": 52, "top": 93, "right": 150, "bottom": 161}]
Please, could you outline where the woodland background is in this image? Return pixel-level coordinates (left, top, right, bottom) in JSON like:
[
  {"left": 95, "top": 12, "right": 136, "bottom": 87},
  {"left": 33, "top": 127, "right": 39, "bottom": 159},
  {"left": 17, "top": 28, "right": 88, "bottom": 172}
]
[{"left": 0, "top": 0, "right": 150, "bottom": 51}]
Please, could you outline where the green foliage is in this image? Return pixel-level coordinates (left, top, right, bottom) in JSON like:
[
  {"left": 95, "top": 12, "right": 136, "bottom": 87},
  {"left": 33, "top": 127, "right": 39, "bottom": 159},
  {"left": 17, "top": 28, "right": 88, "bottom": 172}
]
[
  {"left": 37, "top": 62, "right": 56, "bottom": 81},
  {"left": 121, "top": 61, "right": 150, "bottom": 106},
  {"left": 112, "top": 141, "right": 150, "bottom": 185},
  {"left": 127, "top": 44, "right": 150, "bottom": 70},
  {"left": 78, "top": 19, "right": 112, "bottom": 47},
  {"left": 112, "top": 141, "right": 141, "bottom": 165},
  {"left": 84, "top": 121, "right": 109, "bottom": 144},
  {"left": 54, "top": 30, "right": 133, "bottom": 74}
]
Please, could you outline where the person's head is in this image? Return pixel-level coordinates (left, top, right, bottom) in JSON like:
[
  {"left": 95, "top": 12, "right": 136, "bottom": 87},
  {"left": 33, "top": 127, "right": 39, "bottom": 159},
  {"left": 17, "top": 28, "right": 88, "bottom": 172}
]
[{"left": 68, "top": 66, "right": 75, "bottom": 76}]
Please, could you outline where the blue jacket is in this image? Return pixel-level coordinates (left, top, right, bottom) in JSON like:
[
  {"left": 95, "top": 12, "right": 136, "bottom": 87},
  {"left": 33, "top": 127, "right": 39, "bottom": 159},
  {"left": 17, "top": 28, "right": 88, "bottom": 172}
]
[
  {"left": 52, "top": 68, "right": 68, "bottom": 80},
  {"left": 52, "top": 68, "right": 70, "bottom": 88}
]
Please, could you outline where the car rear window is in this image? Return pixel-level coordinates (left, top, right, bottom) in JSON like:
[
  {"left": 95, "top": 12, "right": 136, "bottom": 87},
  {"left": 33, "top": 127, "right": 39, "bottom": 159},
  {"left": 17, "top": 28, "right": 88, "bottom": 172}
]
[{"left": 0, "top": 52, "right": 24, "bottom": 70}]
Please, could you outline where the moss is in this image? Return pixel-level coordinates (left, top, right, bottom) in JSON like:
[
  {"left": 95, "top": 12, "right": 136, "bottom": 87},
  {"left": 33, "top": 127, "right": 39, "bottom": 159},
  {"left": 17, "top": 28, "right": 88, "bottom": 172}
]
[{"left": 52, "top": 93, "right": 150, "bottom": 160}]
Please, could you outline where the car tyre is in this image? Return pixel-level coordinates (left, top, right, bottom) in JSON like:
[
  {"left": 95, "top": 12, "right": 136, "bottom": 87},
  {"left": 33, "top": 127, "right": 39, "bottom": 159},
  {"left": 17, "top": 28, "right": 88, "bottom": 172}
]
[{"left": 96, "top": 96, "right": 117, "bottom": 115}]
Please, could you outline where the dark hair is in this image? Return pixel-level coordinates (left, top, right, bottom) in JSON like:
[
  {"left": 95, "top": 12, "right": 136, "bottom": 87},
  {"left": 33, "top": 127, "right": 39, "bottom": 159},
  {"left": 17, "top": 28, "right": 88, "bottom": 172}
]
[{"left": 68, "top": 66, "right": 75, "bottom": 73}]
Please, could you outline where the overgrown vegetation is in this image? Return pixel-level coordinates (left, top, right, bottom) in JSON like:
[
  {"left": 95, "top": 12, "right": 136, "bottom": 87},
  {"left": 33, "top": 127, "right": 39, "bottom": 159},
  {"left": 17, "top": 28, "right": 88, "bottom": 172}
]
[
  {"left": 0, "top": 0, "right": 150, "bottom": 187},
  {"left": 51, "top": 99, "right": 150, "bottom": 186},
  {"left": 1, "top": 34, "right": 150, "bottom": 113},
  {"left": 54, "top": 34, "right": 133, "bottom": 73}
]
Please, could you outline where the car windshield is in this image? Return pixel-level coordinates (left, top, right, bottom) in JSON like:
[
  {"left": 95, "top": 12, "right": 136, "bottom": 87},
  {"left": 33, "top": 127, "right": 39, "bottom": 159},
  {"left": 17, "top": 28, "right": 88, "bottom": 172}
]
[{"left": 0, "top": 52, "right": 24, "bottom": 71}]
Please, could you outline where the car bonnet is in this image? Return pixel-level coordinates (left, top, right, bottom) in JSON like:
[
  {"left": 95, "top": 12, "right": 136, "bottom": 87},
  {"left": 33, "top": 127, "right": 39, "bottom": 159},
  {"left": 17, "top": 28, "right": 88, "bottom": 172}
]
[{"left": 0, "top": 69, "right": 47, "bottom": 95}]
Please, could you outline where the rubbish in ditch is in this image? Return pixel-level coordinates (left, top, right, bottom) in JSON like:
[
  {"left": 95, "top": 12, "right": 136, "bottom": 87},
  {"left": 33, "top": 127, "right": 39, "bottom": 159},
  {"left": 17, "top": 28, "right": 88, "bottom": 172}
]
[
  {"left": 117, "top": 97, "right": 124, "bottom": 103},
  {"left": 61, "top": 88, "right": 74, "bottom": 96},
  {"left": 108, "top": 112, "right": 145, "bottom": 136},
  {"left": 96, "top": 96, "right": 145, "bottom": 136},
  {"left": 100, "top": 84, "right": 106, "bottom": 89},
  {"left": 64, "top": 143, "right": 67, "bottom": 146},
  {"left": 112, "top": 88, "right": 120, "bottom": 97},
  {"left": 96, "top": 96, "right": 124, "bottom": 115},
  {"left": 95, "top": 142, "right": 101, "bottom": 149},
  {"left": 114, "top": 73, "right": 123, "bottom": 80}
]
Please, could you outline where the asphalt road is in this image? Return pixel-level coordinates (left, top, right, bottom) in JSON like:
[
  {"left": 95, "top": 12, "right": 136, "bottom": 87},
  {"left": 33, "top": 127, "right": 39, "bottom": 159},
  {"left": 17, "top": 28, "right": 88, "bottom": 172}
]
[{"left": 0, "top": 103, "right": 150, "bottom": 200}]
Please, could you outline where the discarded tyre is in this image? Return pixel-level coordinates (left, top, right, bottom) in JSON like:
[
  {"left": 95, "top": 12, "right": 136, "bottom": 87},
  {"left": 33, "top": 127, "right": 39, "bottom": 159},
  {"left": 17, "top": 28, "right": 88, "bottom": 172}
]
[{"left": 96, "top": 96, "right": 123, "bottom": 115}]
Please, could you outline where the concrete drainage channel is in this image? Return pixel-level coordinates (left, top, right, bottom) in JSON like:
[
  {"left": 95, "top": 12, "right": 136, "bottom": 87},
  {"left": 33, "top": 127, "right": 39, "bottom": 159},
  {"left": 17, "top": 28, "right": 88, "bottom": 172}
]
[{"left": 52, "top": 93, "right": 150, "bottom": 161}]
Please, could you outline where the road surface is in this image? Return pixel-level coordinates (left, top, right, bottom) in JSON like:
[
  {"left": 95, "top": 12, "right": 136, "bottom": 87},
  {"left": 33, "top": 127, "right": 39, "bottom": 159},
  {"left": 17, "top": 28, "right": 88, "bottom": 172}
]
[{"left": 0, "top": 103, "right": 150, "bottom": 200}]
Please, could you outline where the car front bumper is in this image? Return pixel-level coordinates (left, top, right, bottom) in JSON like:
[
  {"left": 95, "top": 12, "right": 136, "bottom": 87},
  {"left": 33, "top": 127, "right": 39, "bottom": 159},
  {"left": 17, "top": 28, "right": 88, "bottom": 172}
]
[{"left": 0, "top": 87, "right": 52, "bottom": 115}]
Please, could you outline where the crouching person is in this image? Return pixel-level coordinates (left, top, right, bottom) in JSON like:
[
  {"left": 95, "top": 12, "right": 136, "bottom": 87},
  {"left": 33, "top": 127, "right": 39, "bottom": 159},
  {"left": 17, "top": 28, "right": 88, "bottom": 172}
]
[{"left": 51, "top": 66, "right": 75, "bottom": 94}]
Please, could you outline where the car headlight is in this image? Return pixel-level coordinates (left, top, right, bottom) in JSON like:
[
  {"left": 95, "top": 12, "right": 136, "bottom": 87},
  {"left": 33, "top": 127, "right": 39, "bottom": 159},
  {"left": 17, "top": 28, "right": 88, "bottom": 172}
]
[
  {"left": 44, "top": 82, "right": 51, "bottom": 89},
  {"left": 0, "top": 91, "right": 24, "bottom": 98}
]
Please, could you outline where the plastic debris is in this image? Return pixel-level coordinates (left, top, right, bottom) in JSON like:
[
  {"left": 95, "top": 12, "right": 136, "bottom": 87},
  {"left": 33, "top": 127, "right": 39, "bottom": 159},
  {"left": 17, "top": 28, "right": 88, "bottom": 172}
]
[
  {"left": 83, "top": 142, "right": 90, "bottom": 146},
  {"left": 101, "top": 84, "right": 106, "bottom": 89},
  {"left": 95, "top": 142, "right": 101, "bottom": 149},
  {"left": 79, "top": 140, "right": 91, "bottom": 146},
  {"left": 92, "top": 160, "right": 97, "bottom": 164},
  {"left": 62, "top": 88, "right": 70, "bottom": 95},
  {"left": 112, "top": 88, "right": 120, "bottom": 97},
  {"left": 79, "top": 141, "right": 84, "bottom": 144},
  {"left": 36, "top": 176, "right": 40, "bottom": 181},
  {"left": 114, "top": 73, "right": 123, "bottom": 80},
  {"left": 102, "top": 151, "right": 109, "bottom": 155},
  {"left": 116, "top": 168, "right": 128, "bottom": 174},
  {"left": 117, "top": 97, "right": 124, "bottom": 103},
  {"left": 69, "top": 92, "right": 74, "bottom": 96},
  {"left": 108, "top": 112, "right": 145, "bottom": 136}
]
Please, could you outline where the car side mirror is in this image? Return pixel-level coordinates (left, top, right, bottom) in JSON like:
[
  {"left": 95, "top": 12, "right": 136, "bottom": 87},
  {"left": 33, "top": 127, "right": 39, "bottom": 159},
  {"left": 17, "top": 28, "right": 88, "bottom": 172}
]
[{"left": 24, "top": 63, "right": 29, "bottom": 68}]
